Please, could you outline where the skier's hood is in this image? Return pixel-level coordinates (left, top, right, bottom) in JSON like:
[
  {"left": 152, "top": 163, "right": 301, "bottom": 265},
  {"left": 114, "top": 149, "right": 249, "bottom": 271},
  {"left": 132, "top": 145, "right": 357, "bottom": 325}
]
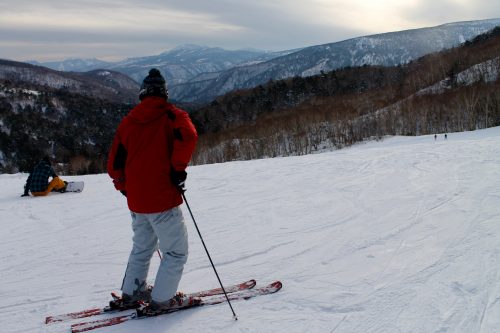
[{"left": 127, "top": 96, "right": 170, "bottom": 124}]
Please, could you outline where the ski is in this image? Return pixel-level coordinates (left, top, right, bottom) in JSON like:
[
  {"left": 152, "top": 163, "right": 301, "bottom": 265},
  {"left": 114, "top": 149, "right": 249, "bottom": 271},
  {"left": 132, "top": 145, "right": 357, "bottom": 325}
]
[
  {"left": 45, "top": 279, "right": 256, "bottom": 324},
  {"left": 71, "top": 281, "right": 282, "bottom": 333}
]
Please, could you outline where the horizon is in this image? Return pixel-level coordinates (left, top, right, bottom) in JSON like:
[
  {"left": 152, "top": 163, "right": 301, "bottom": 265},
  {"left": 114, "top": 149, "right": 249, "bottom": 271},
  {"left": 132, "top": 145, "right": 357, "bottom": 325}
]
[
  {"left": 1, "top": 0, "right": 499, "bottom": 62},
  {"left": 15, "top": 17, "right": 500, "bottom": 64}
]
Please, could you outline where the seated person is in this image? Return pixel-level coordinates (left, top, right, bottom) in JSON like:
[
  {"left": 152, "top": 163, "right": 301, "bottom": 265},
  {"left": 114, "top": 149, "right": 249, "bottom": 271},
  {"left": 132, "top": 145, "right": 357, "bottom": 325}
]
[{"left": 22, "top": 156, "right": 67, "bottom": 196}]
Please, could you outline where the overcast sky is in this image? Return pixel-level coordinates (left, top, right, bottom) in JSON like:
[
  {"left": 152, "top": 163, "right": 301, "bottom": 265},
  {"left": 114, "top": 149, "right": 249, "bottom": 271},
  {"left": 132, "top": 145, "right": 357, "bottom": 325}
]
[{"left": 0, "top": 0, "right": 499, "bottom": 62}]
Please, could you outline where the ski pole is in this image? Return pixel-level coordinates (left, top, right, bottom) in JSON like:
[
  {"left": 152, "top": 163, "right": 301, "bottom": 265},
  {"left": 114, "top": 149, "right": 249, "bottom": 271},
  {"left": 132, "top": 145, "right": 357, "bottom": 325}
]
[{"left": 181, "top": 192, "right": 238, "bottom": 320}]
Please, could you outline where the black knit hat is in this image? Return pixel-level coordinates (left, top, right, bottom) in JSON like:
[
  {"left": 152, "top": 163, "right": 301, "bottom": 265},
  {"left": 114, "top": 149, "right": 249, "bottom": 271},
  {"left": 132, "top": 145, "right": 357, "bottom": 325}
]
[{"left": 139, "top": 68, "right": 168, "bottom": 101}]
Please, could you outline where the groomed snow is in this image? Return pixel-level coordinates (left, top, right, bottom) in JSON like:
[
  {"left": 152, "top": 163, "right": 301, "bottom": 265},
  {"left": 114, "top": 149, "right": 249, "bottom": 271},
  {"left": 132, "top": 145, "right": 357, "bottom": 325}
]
[{"left": 1, "top": 127, "right": 500, "bottom": 333}]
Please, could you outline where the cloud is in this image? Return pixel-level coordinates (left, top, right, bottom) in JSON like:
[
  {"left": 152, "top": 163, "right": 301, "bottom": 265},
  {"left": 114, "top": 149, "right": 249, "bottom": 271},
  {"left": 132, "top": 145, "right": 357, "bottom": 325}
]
[
  {"left": 0, "top": 0, "right": 251, "bottom": 60},
  {"left": 398, "top": 0, "right": 500, "bottom": 26},
  {"left": 0, "top": 0, "right": 498, "bottom": 61},
  {"left": 0, "top": 2, "right": 242, "bottom": 34}
]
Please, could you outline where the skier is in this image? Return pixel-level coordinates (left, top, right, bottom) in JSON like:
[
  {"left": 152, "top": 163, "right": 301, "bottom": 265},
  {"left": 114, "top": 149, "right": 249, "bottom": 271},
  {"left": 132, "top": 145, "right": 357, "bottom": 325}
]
[
  {"left": 107, "top": 68, "right": 198, "bottom": 314},
  {"left": 21, "top": 156, "right": 67, "bottom": 196}
]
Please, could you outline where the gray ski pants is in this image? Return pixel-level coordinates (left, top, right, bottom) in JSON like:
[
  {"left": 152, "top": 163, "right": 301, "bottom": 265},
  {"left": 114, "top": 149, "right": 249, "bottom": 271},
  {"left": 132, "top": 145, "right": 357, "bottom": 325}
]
[{"left": 121, "top": 206, "right": 188, "bottom": 302}]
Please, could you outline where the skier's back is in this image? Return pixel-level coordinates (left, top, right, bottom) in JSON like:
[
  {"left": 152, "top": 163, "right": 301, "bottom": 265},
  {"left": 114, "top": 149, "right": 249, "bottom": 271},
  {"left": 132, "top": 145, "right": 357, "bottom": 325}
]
[{"left": 107, "top": 68, "right": 198, "bottom": 313}]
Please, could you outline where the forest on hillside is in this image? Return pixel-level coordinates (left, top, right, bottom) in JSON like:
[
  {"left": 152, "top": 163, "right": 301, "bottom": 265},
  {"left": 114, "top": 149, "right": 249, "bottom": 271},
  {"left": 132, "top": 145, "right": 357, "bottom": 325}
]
[
  {"left": 189, "top": 27, "right": 500, "bottom": 164},
  {"left": 0, "top": 83, "right": 130, "bottom": 173}
]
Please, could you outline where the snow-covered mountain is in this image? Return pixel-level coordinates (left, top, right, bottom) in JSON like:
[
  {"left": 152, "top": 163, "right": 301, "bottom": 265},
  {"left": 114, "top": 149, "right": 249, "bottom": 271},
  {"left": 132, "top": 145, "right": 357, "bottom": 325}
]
[
  {"left": 108, "top": 45, "right": 297, "bottom": 86},
  {"left": 29, "top": 58, "right": 111, "bottom": 72},
  {"left": 28, "top": 19, "right": 500, "bottom": 103},
  {"left": 31, "top": 45, "right": 297, "bottom": 88},
  {"left": 0, "top": 59, "right": 139, "bottom": 103},
  {"left": 2, "top": 126, "right": 500, "bottom": 332},
  {"left": 170, "top": 18, "right": 500, "bottom": 103}
]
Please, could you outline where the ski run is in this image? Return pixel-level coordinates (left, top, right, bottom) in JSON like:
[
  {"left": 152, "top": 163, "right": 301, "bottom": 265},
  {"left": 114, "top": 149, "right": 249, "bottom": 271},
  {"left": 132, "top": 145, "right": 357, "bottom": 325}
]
[{"left": 1, "top": 127, "right": 500, "bottom": 333}]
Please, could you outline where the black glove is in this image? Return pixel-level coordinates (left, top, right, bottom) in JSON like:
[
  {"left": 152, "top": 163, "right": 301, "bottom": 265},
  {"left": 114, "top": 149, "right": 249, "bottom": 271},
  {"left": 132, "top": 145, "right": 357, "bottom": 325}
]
[
  {"left": 120, "top": 190, "right": 127, "bottom": 197},
  {"left": 170, "top": 169, "right": 187, "bottom": 193}
]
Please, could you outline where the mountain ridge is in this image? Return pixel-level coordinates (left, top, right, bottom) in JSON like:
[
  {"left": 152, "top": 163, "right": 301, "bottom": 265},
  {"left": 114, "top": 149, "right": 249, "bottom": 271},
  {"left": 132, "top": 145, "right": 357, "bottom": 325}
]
[
  {"left": 26, "top": 19, "right": 500, "bottom": 104},
  {"left": 0, "top": 59, "right": 139, "bottom": 103},
  {"left": 170, "top": 18, "right": 500, "bottom": 103},
  {"left": 29, "top": 45, "right": 295, "bottom": 88}
]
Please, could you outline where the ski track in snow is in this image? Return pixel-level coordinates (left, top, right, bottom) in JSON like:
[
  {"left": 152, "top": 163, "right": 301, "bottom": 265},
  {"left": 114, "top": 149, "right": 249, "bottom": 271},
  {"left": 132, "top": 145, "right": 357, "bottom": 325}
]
[{"left": 1, "top": 128, "right": 500, "bottom": 332}]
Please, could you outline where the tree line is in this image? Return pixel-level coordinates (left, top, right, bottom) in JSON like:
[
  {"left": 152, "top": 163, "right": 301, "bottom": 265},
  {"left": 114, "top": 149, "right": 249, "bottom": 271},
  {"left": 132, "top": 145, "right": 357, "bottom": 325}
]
[{"left": 189, "top": 27, "right": 500, "bottom": 164}]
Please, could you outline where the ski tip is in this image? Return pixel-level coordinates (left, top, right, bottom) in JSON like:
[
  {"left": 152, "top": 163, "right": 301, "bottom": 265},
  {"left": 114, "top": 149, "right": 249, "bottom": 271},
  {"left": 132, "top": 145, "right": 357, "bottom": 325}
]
[
  {"left": 247, "top": 279, "right": 257, "bottom": 288},
  {"left": 271, "top": 281, "right": 283, "bottom": 291},
  {"left": 111, "top": 292, "right": 120, "bottom": 300}
]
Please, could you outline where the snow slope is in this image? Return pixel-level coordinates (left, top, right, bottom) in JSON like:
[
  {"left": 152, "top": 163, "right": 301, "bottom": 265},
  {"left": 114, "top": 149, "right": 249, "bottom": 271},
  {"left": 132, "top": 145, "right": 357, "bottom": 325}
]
[{"left": 1, "top": 127, "right": 500, "bottom": 333}]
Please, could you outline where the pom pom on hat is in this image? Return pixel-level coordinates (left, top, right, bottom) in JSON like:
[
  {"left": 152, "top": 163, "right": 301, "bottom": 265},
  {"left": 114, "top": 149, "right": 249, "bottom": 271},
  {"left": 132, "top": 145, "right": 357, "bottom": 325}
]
[
  {"left": 147, "top": 68, "right": 162, "bottom": 78},
  {"left": 139, "top": 68, "right": 168, "bottom": 101}
]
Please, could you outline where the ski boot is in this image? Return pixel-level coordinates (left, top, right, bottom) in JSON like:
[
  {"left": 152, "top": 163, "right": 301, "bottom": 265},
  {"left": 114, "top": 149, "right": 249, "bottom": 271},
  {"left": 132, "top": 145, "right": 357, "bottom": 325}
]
[
  {"left": 106, "top": 287, "right": 152, "bottom": 312},
  {"left": 52, "top": 181, "right": 68, "bottom": 193},
  {"left": 136, "top": 292, "right": 200, "bottom": 317},
  {"left": 58, "top": 182, "right": 68, "bottom": 193}
]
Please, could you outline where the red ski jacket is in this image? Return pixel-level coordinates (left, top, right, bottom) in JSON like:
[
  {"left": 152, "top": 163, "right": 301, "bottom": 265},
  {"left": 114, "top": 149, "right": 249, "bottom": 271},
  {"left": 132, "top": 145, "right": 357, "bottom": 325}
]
[{"left": 107, "top": 97, "right": 198, "bottom": 213}]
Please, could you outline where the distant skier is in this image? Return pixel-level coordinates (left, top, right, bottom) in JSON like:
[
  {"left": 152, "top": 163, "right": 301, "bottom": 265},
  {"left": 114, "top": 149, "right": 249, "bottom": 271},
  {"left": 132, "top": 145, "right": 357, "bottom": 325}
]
[
  {"left": 445, "top": 133, "right": 448, "bottom": 140},
  {"left": 434, "top": 134, "right": 437, "bottom": 141},
  {"left": 21, "top": 156, "right": 67, "bottom": 197},
  {"left": 107, "top": 68, "right": 198, "bottom": 314}
]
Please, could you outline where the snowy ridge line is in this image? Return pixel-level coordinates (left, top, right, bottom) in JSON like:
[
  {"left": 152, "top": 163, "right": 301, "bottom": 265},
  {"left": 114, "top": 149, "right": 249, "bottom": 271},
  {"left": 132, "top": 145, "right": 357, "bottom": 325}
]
[
  {"left": 45, "top": 279, "right": 256, "bottom": 324},
  {"left": 0, "top": 64, "right": 81, "bottom": 89},
  {"left": 70, "top": 281, "right": 283, "bottom": 333}
]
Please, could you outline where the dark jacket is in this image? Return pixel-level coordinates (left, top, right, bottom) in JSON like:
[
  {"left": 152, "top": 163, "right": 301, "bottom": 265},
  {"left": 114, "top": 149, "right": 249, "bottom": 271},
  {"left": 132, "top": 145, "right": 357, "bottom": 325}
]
[
  {"left": 25, "top": 160, "right": 57, "bottom": 193},
  {"left": 107, "top": 97, "right": 198, "bottom": 213}
]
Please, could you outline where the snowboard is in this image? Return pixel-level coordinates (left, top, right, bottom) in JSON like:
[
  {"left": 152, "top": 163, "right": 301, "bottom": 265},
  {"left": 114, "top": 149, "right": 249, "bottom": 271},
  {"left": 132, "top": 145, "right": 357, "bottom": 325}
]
[{"left": 64, "top": 181, "right": 85, "bottom": 193}]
